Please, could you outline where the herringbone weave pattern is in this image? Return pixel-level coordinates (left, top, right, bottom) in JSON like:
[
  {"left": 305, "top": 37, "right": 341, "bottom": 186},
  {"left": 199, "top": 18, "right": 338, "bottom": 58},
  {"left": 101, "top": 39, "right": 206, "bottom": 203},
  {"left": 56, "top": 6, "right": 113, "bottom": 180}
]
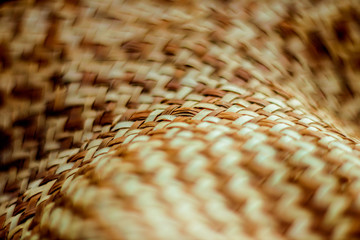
[{"left": 1, "top": 0, "right": 360, "bottom": 239}]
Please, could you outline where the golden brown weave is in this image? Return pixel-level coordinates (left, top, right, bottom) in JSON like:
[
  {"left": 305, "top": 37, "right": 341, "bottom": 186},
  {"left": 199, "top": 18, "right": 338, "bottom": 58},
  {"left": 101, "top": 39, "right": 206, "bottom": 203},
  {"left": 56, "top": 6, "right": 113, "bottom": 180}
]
[{"left": 1, "top": 0, "right": 360, "bottom": 239}]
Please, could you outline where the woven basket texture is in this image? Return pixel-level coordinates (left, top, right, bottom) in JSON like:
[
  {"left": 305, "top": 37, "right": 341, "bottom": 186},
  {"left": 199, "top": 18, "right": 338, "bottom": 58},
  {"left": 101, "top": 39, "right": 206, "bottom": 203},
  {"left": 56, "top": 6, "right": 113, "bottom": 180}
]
[{"left": 1, "top": 0, "right": 360, "bottom": 239}]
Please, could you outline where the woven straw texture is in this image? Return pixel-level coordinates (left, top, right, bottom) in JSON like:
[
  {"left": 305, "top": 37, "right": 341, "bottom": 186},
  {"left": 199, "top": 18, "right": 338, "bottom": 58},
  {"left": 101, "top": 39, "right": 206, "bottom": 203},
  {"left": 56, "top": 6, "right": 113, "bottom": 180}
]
[{"left": 1, "top": 0, "right": 360, "bottom": 239}]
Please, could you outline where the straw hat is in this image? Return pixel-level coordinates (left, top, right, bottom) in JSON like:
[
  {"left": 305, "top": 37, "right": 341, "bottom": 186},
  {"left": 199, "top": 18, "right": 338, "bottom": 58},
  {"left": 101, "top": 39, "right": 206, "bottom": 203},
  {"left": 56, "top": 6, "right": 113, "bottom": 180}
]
[{"left": 1, "top": 0, "right": 360, "bottom": 239}]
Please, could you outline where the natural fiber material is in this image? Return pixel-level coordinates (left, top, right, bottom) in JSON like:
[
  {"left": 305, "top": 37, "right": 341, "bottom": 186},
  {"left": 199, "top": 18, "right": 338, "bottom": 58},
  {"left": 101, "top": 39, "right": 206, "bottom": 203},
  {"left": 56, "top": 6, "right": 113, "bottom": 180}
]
[{"left": 1, "top": 0, "right": 360, "bottom": 239}]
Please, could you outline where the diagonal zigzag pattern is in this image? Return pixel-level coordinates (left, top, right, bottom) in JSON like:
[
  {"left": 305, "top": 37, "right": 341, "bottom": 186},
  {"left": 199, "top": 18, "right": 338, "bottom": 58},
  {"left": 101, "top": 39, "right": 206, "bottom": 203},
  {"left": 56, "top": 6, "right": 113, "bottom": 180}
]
[{"left": 0, "top": 0, "right": 360, "bottom": 239}]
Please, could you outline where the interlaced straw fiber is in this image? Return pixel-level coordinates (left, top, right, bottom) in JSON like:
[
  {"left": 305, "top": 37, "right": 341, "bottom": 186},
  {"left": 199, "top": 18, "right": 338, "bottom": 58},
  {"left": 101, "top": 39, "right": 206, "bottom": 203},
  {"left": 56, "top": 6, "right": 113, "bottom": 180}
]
[{"left": 1, "top": 0, "right": 360, "bottom": 239}]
